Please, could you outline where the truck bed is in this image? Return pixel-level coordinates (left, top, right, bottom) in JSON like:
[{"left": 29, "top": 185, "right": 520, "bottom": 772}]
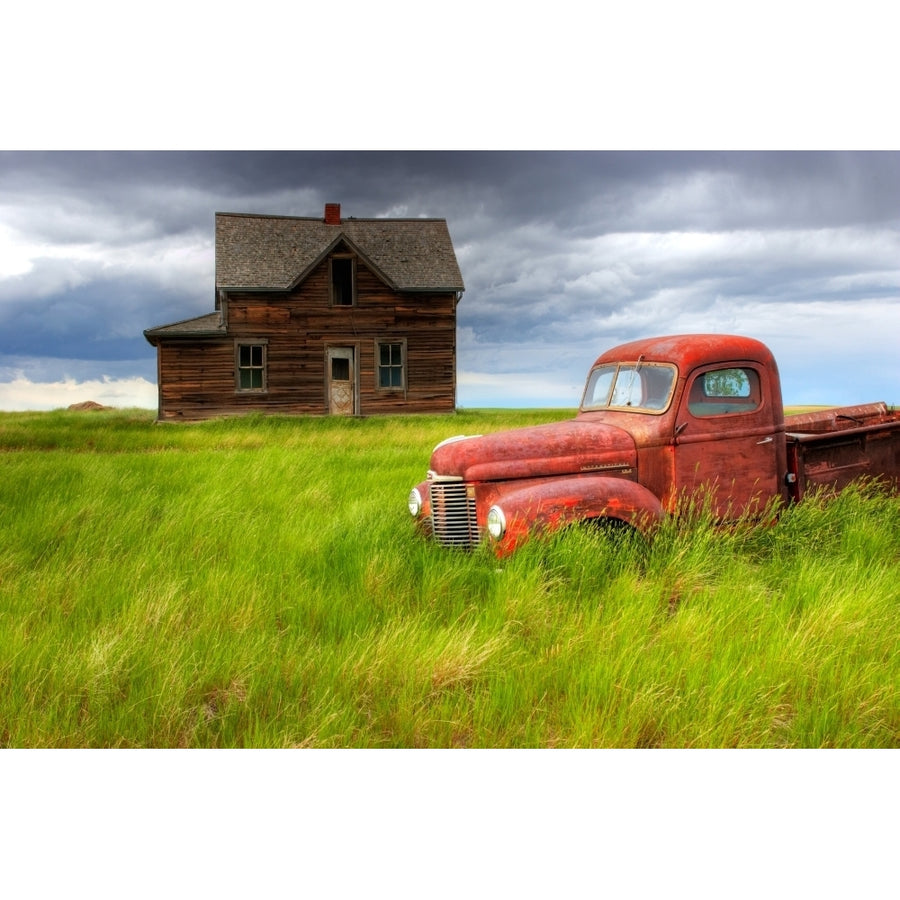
[{"left": 785, "top": 402, "right": 900, "bottom": 500}]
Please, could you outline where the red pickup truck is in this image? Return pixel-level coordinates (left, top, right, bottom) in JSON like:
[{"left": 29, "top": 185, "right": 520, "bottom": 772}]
[{"left": 408, "top": 333, "right": 900, "bottom": 554}]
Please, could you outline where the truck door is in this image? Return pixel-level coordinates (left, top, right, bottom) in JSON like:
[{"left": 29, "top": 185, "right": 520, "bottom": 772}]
[{"left": 673, "top": 364, "right": 786, "bottom": 519}]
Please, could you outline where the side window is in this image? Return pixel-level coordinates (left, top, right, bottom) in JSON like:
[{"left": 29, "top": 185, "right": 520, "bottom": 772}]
[
  {"left": 236, "top": 342, "right": 267, "bottom": 392},
  {"left": 376, "top": 340, "right": 405, "bottom": 390},
  {"left": 688, "top": 367, "right": 760, "bottom": 417},
  {"left": 330, "top": 257, "right": 355, "bottom": 307}
]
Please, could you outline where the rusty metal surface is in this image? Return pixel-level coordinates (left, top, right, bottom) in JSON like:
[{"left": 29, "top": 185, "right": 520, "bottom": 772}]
[
  {"left": 481, "top": 476, "right": 667, "bottom": 555},
  {"left": 785, "top": 402, "right": 894, "bottom": 434},
  {"left": 411, "top": 333, "right": 900, "bottom": 552},
  {"left": 587, "top": 333, "right": 780, "bottom": 376},
  {"left": 788, "top": 413, "right": 900, "bottom": 499},
  {"left": 429, "top": 420, "right": 637, "bottom": 483}
]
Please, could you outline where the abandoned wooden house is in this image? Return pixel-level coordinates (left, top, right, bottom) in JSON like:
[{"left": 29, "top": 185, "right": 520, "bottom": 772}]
[{"left": 144, "top": 204, "right": 465, "bottom": 420}]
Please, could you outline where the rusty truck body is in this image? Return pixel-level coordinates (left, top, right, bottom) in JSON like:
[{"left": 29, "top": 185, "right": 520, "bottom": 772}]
[{"left": 408, "top": 334, "right": 900, "bottom": 554}]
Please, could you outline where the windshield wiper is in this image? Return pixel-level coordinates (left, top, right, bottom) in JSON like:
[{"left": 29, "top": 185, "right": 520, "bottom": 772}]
[{"left": 623, "top": 355, "right": 644, "bottom": 405}]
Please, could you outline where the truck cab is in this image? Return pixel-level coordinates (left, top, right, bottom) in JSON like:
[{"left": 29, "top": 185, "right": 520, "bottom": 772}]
[{"left": 579, "top": 333, "right": 788, "bottom": 521}]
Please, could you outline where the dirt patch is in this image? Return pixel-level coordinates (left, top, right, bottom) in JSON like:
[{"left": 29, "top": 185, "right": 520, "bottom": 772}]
[{"left": 67, "top": 401, "right": 112, "bottom": 411}]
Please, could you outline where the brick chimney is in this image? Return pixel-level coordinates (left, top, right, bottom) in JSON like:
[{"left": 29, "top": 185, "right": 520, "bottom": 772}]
[{"left": 324, "top": 203, "right": 341, "bottom": 225}]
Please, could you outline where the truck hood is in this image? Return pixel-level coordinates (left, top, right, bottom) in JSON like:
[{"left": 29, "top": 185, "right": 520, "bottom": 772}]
[{"left": 429, "top": 419, "right": 637, "bottom": 482}]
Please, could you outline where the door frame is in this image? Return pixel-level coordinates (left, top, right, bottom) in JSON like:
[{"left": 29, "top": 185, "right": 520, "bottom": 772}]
[{"left": 325, "top": 344, "right": 359, "bottom": 415}]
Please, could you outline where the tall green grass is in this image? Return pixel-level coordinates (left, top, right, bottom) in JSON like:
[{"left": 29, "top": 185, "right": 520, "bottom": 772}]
[{"left": 1, "top": 408, "right": 897, "bottom": 747}]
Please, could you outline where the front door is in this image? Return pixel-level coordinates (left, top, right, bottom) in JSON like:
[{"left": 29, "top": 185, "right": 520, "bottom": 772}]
[{"left": 327, "top": 347, "right": 356, "bottom": 415}]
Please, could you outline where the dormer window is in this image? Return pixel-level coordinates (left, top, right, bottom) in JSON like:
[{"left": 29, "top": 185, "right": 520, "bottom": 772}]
[{"left": 330, "top": 256, "right": 356, "bottom": 306}]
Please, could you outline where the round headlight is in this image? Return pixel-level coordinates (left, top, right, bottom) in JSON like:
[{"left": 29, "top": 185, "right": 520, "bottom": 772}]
[
  {"left": 486, "top": 505, "right": 506, "bottom": 540},
  {"left": 408, "top": 488, "right": 423, "bottom": 517}
]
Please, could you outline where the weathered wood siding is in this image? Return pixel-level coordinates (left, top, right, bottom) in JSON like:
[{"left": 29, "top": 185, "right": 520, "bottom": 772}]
[{"left": 155, "top": 256, "right": 457, "bottom": 420}]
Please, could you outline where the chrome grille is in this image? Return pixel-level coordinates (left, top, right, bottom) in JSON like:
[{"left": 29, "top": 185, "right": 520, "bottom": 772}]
[{"left": 429, "top": 482, "right": 479, "bottom": 548}]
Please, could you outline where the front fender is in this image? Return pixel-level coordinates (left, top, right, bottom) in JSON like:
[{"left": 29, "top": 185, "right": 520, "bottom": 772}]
[{"left": 488, "top": 476, "right": 666, "bottom": 554}]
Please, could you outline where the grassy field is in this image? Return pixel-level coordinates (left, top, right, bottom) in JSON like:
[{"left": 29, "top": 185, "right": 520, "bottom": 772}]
[{"left": 1, "top": 407, "right": 898, "bottom": 748}]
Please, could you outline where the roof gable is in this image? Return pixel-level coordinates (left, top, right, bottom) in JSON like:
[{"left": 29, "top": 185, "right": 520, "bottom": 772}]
[
  {"left": 286, "top": 233, "right": 398, "bottom": 292},
  {"left": 215, "top": 211, "right": 465, "bottom": 293}
]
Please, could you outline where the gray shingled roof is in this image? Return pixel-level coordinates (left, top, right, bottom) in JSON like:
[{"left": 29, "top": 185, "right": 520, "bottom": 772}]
[
  {"left": 144, "top": 311, "right": 225, "bottom": 342},
  {"left": 215, "top": 212, "right": 465, "bottom": 293}
]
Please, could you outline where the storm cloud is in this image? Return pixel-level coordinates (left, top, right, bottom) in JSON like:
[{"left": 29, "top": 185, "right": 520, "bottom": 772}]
[{"left": 1, "top": 150, "right": 898, "bottom": 410}]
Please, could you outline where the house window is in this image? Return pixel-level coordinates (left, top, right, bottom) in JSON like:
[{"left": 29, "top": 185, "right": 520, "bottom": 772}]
[
  {"left": 377, "top": 341, "right": 405, "bottom": 389},
  {"left": 236, "top": 342, "right": 267, "bottom": 391},
  {"left": 330, "top": 257, "right": 355, "bottom": 306}
]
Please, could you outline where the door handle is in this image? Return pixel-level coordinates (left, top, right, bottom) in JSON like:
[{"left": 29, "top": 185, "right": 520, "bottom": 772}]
[{"left": 756, "top": 436, "right": 774, "bottom": 444}]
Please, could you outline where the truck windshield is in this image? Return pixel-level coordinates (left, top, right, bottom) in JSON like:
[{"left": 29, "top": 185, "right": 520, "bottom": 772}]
[{"left": 581, "top": 362, "right": 677, "bottom": 413}]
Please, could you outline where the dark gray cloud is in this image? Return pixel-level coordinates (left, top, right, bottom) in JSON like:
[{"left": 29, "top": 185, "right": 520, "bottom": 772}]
[
  {"left": 1, "top": 151, "right": 898, "bottom": 409},
  {"left": 7, "top": 150, "right": 897, "bottom": 232}
]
